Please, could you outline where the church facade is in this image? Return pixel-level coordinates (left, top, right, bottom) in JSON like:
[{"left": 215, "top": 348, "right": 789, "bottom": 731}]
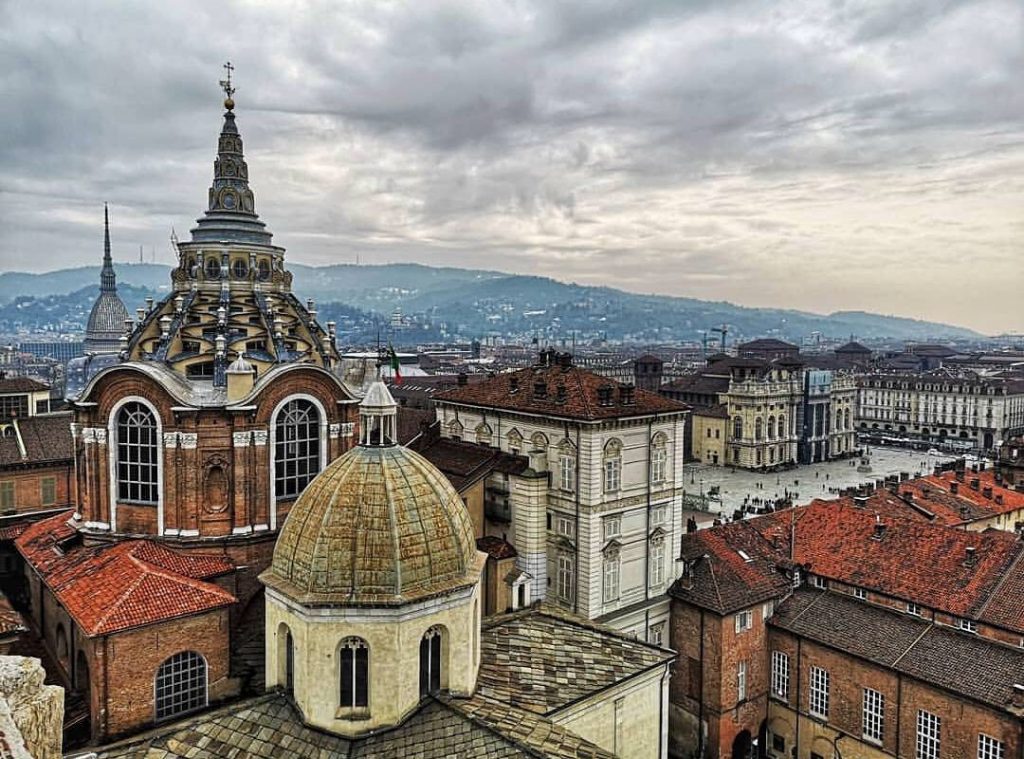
[{"left": 18, "top": 77, "right": 360, "bottom": 744}]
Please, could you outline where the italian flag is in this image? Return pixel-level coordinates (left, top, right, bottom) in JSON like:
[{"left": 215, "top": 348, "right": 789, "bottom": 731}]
[{"left": 387, "top": 342, "right": 402, "bottom": 385}]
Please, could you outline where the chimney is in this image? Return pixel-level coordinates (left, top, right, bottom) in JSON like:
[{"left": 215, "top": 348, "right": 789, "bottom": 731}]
[
  {"left": 955, "top": 469, "right": 965, "bottom": 482},
  {"left": 619, "top": 384, "right": 635, "bottom": 406},
  {"left": 964, "top": 546, "right": 977, "bottom": 567},
  {"left": 597, "top": 385, "right": 614, "bottom": 407},
  {"left": 995, "top": 494, "right": 1004, "bottom": 505},
  {"left": 970, "top": 478, "right": 980, "bottom": 491},
  {"left": 555, "top": 384, "right": 567, "bottom": 404},
  {"left": 457, "top": 373, "right": 468, "bottom": 387},
  {"left": 983, "top": 486, "right": 993, "bottom": 500},
  {"left": 950, "top": 481, "right": 959, "bottom": 495},
  {"left": 853, "top": 495, "right": 868, "bottom": 509},
  {"left": 901, "top": 490, "right": 914, "bottom": 504},
  {"left": 509, "top": 376, "right": 519, "bottom": 394},
  {"left": 1011, "top": 684, "right": 1024, "bottom": 709},
  {"left": 533, "top": 379, "right": 547, "bottom": 400},
  {"left": 872, "top": 517, "right": 887, "bottom": 541}
]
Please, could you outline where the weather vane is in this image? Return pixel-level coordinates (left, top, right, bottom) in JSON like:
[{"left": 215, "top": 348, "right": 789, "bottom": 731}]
[{"left": 219, "top": 61, "right": 236, "bottom": 100}]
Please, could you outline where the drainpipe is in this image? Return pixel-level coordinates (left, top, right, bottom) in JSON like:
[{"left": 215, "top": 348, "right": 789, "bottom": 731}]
[
  {"left": 698, "top": 608, "right": 705, "bottom": 758},
  {"left": 573, "top": 423, "right": 581, "bottom": 615},
  {"left": 794, "top": 638, "right": 802, "bottom": 758}
]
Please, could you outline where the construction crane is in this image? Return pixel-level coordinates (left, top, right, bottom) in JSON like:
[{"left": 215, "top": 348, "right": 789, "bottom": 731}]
[
  {"left": 169, "top": 228, "right": 181, "bottom": 259},
  {"left": 712, "top": 324, "right": 729, "bottom": 351}
]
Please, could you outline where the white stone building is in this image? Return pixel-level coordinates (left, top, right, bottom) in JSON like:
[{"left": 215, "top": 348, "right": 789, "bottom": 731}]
[
  {"left": 433, "top": 350, "right": 690, "bottom": 643},
  {"left": 857, "top": 372, "right": 1024, "bottom": 451}
]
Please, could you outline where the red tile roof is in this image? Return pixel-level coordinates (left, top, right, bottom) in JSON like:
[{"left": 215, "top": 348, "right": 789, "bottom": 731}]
[
  {"left": 477, "top": 536, "right": 518, "bottom": 560},
  {"left": 16, "top": 513, "right": 235, "bottom": 636},
  {"left": 751, "top": 501, "right": 1024, "bottom": 625},
  {"left": 435, "top": 364, "right": 687, "bottom": 421},
  {"left": 675, "top": 497, "right": 1024, "bottom": 633}
]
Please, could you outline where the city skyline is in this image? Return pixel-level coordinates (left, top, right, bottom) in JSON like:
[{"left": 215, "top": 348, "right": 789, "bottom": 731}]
[{"left": 1, "top": 0, "right": 1022, "bottom": 334}]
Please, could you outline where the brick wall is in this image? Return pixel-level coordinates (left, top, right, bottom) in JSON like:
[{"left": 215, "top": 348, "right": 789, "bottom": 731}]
[
  {"left": 0, "top": 463, "right": 73, "bottom": 515},
  {"left": 98, "top": 608, "right": 232, "bottom": 742}
]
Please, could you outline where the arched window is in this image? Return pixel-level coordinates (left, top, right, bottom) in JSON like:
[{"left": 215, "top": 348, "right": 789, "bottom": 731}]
[
  {"left": 844, "top": 409, "right": 850, "bottom": 430},
  {"left": 733, "top": 417, "right": 743, "bottom": 440},
  {"left": 419, "top": 626, "right": 444, "bottom": 697},
  {"left": 116, "top": 401, "right": 158, "bottom": 503},
  {"left": 339, "top": 637, "right": 369, "bottom": 709},
  {"left": 651, "top": 432, "right": 668, "bottom": 484},
  {"left": 285, "top": 630, "right": 294, "bottom": 694},
  {"left": 777, "top": 415, "right": 786, "bottom": 438},
  {"left": 603, "top": 438, "right": 622, "bottom": 493},
  {"left": 507, "top": 428, "right": 523, "bottom": 455},
  {"left": 767, "top": 416, "right": 776, "bottom": 440},
  {"left": 55, "top": 624, "right": 69, "bottom": 669},
  {"left": 447, "top": 419, "right": 463, "bottom": 441},
  {"left": 155, "top": 651, "right": 207, "bottom": 721},
  {"left": 274, "top": 398, "right": 321, "bottom": 500},
  {"left": 755, "top": 418, "right": 764, "bottom": 441},
  {"left": 475, "top": 423, "right": 493, "bottom": 446},
  {"left": 558, "top": 439, "right": 576, "bottom": 492}
]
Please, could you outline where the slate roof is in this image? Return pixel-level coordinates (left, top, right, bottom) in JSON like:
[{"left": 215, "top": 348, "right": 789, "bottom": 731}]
[
  {"left": 91, "top": 609, "right": 660, "bottom": 759},
  {"left": 693, "top": 403, "right": 729, "bottom": 419},
  {"left": 411, "top": 436, "right": 529, "bottom": 491},
  {"left": 476, "top": 607, "right": 674, "bottom": 715},
  {"left": 94, "top": 691, "right": 616, "bottom": 759},
  {"left": 16, "top": 512, "right": 235, "bottom": 636},
  {"left": 0, "top": 412, "right": 73, "bottom": 468},
  {"left": 436, "top": 364, "right": 686, "bottom": 421},
  {"left": 835, "top": 340, "right": 872, "bottom": 354},
  {"left": 0, "top": 377, "right": 48, "bottom": 394},
  {"left": 771, "top": 589, "right": 1024, "bottom": 713},
  {"left": 661, "top": 373, "right": 731, "bottom": 397}
]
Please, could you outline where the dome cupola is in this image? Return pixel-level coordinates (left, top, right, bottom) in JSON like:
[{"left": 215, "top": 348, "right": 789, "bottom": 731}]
[{"left": 261, "top": 379, "right": 484, "bottom": 736}]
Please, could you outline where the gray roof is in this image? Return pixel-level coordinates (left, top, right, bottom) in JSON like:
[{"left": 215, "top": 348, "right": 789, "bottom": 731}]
[
  {"left": 92, "top": 691, "right": 616, "bottom": 759},
  {"left": 477, "top": 607, "right": 674, "bottom": 715}
]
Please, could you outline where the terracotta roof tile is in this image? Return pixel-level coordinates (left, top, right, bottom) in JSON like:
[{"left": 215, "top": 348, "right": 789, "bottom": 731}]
[
  {"left": 16, "top": 512, "right": 235, "bottom": 636},
  {"left": 436, "top": 364, "right": 687, "bottom": 421}
]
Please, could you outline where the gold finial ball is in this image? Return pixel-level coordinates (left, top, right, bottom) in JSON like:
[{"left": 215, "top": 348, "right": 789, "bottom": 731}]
[{"left": 224, "top": 97, "right": 235, "bottom": 110}]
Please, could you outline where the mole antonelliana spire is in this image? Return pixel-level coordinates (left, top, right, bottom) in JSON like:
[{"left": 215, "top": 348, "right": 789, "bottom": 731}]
[{"left": 84, "top": 203, "right": 129, "bottom": 354}]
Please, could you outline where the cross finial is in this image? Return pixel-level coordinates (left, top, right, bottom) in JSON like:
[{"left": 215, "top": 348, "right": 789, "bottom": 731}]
[{"left": 219, "top": 61, "right": 236, "bottom": 101}]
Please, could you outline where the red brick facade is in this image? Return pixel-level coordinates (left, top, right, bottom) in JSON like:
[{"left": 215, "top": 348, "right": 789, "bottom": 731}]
[{"left": 0, "top": 462, "right": 74, "bottom": 515}]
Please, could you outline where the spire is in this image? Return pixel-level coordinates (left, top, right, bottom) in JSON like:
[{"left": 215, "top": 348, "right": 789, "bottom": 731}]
[
  {"left": 100, "top": 203, "right": 116, "bottom": 293},
  {"left": 190, "top": 63, "right": 272, "bottom": 245}
]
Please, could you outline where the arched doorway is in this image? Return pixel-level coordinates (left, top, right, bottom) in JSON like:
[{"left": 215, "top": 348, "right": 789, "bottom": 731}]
[{"left": 732, "top": 729, "right": 752, "bottom": 759}]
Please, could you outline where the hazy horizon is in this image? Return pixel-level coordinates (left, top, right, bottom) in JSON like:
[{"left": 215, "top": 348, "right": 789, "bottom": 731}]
[{"left": 2, "top": 0, "right": 1022, "bottom": 334}]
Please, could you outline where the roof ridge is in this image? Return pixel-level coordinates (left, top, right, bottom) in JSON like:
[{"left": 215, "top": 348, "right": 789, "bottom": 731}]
[
  {"left": 785, "top": 587, "right": 828, "bottom": 626},
  {"left": 91, "top": 561, "right": 151, "bottom": 633},
  {"left": 890, "top": 622, "right": 934, "bottom": 668},
  {"left": 126, "top": 550, "right": 234, "bottom": 600},
  {"left": 974, "top": 543, "right": 1024, "bottom": 620}
]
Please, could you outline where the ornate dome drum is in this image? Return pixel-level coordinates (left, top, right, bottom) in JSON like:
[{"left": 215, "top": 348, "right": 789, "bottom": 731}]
[{"left": 263, "top": 443, "right": 478, "bottom": 606}]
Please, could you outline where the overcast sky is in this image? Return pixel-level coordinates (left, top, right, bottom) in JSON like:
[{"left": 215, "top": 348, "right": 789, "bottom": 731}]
[{"left": 1, "top": 0, "right": 1022, "bottom": 334}]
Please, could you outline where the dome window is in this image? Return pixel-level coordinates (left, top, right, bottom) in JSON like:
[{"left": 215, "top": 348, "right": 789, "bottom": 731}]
[
  {"left": 419, "top": 626, "right": 445, "bottom": 697},
  {"left": 339, "top": 637, "right": 369, "bottom": 710}
]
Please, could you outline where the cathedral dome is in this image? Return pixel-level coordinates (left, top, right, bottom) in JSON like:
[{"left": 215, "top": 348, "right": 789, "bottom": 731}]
[
  {"left": 85, "top": 291, "right": 129, "bottom": 349},
  {"left": 262, "top": 381, "right": 478, "bottom": 607}
]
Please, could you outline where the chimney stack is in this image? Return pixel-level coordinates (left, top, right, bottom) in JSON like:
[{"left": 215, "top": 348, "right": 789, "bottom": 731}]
[{"left": 964, "top": 546, "right": 977, "bottom": 567}]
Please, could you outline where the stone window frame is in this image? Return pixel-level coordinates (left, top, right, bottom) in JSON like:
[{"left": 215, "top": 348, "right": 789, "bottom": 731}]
[
  {"left": 770, "top": 650, "right": 789, "bottom": 701},
  {"left": 419, "top": 626, "right": 446, "bottom": 697},
  {"left": 338, "top": 636, "right": 370, "bottom": 714},
  {"left": 270, "top": 394, "right": 328, "bottom": 530},
  {"left": 651, "top": 432, "right": 669, "bottom": 484},
  {"left": 602, "top": 546, "right": 620, "bottom": 603},
  {"left": 115, "top": 400, "right": 160, "bottom": 505},
  {"left": 978, "top": 733, "right": 1005, "bottom": 759},
  {"left": 602, "top": 438, "right": 623, "bottom": 494}
]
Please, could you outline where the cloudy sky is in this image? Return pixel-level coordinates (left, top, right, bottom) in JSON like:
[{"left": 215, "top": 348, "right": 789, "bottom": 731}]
[{"left": 1, "top": 0, "right": 1022, "bottom": 333}]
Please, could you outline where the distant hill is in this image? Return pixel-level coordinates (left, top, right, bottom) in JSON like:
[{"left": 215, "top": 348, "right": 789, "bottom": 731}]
[{"left": 0, "top": 262, "right": 982, "bottom": 343}]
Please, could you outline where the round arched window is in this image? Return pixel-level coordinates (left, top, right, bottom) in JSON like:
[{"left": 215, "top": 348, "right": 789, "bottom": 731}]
[
  {"left": 232, "top": 258, "right": 248, "bottom": 279},
  {"left": 155, "top": 651, "right": 207, "bottom": 721},
  {"left": 204, "top": 256, "right": 221, "bottom": 279}
]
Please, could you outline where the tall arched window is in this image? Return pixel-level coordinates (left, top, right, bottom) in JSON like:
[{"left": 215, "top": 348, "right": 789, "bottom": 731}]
[
  {"left": 767, "top": 416, "right": 776, "bottom": 440},
  {"left": 755, "top": 418, "right": 764, "bottom": 441},
  {"left": 155, "top": 651, "right": 207, "bottom": 721},
  {"left": 733, "top": 417, "right": 743, "bottom": 440},
  {"left": 116, "top": 401, "right": 158, "bottom": 503},
  {"left": 274, "top": 398, "right": 321, "bottom": 500},
  {"left": 603, "top": 438, "right": 622, "bottom": 493},
  {"left": 651, "top": 433, "right": 668, "bottom": 484},
  {"left": 844, "top": 408, "right": 851, "bottom": 430},
  {"left": 285, "top": 630, "right": 294, "bottom": 695},
  {"left": 339, "top": 637, "right": 369, "bottom": 709},
  {"left": 419, "top": 626, "right": 444, "bottom": 697}
]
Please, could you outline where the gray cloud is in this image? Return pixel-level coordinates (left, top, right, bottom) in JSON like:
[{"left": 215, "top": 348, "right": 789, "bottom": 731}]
[{"left": 1, "top": 0, "right": 1022, "bottom": 333}]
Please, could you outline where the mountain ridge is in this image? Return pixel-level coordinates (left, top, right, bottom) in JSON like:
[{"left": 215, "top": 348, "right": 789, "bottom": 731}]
[{"left": 0, "top": 262, "right": 982, "bottom": 342}]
